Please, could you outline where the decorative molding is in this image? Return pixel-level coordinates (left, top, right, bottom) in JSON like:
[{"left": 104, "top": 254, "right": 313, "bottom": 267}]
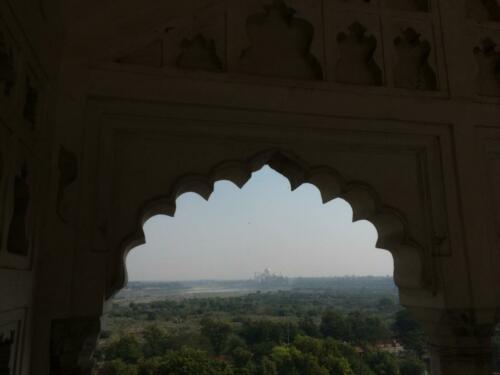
[
  {"left": 81, "top": 102, "right": 456, "bottom": 310},
  {"left": 106, "top": 0, "right": 449, "bottom": 96}
]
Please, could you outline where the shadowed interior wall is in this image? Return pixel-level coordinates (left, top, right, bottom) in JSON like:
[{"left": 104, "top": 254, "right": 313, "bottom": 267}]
[{"left": 0, "top": 0, "right": 500, "bottom": 374}]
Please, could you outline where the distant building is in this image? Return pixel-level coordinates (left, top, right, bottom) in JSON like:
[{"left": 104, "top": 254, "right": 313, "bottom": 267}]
[{"left": 253, "top": 268, "right": 289, "bottom": 286}]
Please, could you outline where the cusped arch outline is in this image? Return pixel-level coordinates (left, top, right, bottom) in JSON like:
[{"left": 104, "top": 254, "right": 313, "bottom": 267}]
[{"left": 108, "top": 150, "right": 430, "bottom": 299}]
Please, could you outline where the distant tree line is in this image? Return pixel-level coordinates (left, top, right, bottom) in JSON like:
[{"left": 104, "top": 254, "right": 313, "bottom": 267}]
[{"left": 95, "top": 301, "right": 427, "bottom": 375}]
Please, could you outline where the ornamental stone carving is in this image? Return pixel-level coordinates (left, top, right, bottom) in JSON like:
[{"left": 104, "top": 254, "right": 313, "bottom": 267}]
[
  {"left": 7, "top": 164, "right": 30, "bottom": 256},
  {"left": 177, "top": 34, "right": 224, "bottom": 72},
  {"left": 335, "top": 22, "right": 382, "bottom": 86},
  {"left": 393, "top": 28, "right": 437, "bottom": 90},
  {"left": 239, "top": 0, "right": 323, "bottom": 80},
  {"left": 474, "top": 38, "right": 500, "bottom": 97}
]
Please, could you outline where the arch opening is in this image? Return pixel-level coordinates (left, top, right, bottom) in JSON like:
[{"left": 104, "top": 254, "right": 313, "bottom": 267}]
[
  {"left": 111, "top": 150, "right": 428, "bottom": 300},
  {"left": 127, "top": 165, "right": 392, "bottom": 282},
  {"left": 95, "top": 164, "right": 432, "bottom": 375}
]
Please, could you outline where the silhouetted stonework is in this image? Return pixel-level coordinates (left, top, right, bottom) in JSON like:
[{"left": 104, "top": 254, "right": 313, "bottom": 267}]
[
  {"left": 177, "top": 34, "right": 224, "bottom": 72},
  {"left": 0, "top": 330, "right": 14, "bottom": 374},
  {"left": 7, "top": 165, "right": 30, "bottom": 256},
  {"left": 50, "top": 318, "right": 101, "bottom": 375},
  {"left": 239, "top": 1, "right": 323, "bottom": 80},
  {"left": 111, "top": 0, "right": 447, "bottom": 92},
  {"left": 474, "top": 38, "right": 500, "bottom": 96},
  {"left": 393, "top": 28, "right": 437, "bottom": 91},
  {"left": 2, "top": 1, "right": 500, "bottom": 374},
  {"left": 335, "top": 22, "right": 382, "bottom": 86}
]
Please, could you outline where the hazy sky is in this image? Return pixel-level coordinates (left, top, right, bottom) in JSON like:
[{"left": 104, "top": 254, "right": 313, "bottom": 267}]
[{"left": 126, "top": 166, "right": 394, "bottom": 281}]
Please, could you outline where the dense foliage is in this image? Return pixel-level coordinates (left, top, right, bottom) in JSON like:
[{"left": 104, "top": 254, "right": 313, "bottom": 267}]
[{"left": 94, "top": 279, "right": 431, "bottom": 375}]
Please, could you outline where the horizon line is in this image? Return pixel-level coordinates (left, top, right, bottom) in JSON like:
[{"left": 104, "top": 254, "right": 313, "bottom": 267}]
[{"left": 127, "top": 274, "right": 394, "bottom": 283}]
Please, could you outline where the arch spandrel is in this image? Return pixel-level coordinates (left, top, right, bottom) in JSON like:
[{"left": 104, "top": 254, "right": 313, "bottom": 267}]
[{"left": 78, "top": 100, "right": 456, "bottom": 305}]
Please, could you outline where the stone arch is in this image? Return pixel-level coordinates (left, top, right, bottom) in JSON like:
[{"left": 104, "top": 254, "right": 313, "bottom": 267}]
[{"left": 108, "top": 149, "right": 427, "bottom": 300}]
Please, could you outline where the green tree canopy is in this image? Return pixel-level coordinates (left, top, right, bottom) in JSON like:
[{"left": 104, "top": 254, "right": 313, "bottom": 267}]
[
  {"left": 200, "top": 318, "right": 233, "bottom": 355},
  {"left": 105, "top": 335, "right": 142, "bottom": 364}
]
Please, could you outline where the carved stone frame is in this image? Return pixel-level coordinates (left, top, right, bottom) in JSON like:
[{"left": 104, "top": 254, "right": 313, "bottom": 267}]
[{"left": 78, "top": 98, "right": 461, "bottom": 306}]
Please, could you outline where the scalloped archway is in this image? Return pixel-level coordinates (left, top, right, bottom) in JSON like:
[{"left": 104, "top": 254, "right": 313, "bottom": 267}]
[{"left": 110, "top": 150, "right": 428, "bottom": 301}]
